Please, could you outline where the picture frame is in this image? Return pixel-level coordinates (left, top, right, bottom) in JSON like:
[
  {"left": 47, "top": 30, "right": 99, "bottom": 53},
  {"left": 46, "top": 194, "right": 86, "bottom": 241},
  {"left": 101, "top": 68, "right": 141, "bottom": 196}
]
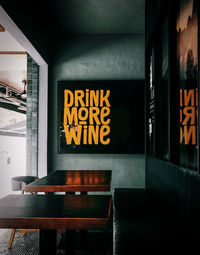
[{"left": 58, "top": 80, "right": 144, "bottom": 154}]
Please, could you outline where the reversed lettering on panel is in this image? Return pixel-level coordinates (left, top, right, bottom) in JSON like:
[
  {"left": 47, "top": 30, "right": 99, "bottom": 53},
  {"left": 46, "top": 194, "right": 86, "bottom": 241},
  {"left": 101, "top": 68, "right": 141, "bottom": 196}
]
[{"left": 180, "top": 89, "right": 198, "bottom": 145}]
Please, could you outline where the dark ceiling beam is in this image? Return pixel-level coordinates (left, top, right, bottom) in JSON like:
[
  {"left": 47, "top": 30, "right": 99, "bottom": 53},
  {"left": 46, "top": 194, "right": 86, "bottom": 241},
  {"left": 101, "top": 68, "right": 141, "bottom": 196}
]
[
  {"left": 0, "top": 51, "right": 27, "bottom": 54},
  {"left": 0, "top": 102, "right": 26, "bottom": 114},
  {"left": 0, "top": 0, "right": 53, "bottom": 63}
]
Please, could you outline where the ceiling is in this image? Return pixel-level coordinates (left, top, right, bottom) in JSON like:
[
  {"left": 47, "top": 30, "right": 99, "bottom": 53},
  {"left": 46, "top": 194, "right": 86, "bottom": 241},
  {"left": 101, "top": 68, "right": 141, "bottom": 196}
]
[
  {"left": 0, "top": 27, "right": 27, "bottom": 113},
  {"left": 50, "top": 0, "right": 145, "bottom": 34},
  {"left": 0, "top": 28, "right": 26, "bottom": 94},
  {"left": 0, "top": 0, "right": 145, "bottom": 114}
]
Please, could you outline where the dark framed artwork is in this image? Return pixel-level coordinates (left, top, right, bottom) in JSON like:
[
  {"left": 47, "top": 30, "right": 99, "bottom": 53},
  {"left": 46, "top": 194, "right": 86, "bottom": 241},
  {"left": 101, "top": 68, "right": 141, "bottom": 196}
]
[{"left": 58, "top": 80, "right": 144, "bottom": 154}]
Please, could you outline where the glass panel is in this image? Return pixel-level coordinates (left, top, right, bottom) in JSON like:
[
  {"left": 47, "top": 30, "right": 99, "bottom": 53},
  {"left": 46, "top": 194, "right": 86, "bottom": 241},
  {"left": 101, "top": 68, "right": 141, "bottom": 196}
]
[
  {"left": 157, "top": 17, "right": 169, "bottom": 160},
  {"left": 148, "top": 48, "right": 155, "bottom": 155},
  {"left": 177, "top": 0, "right": 198, "bottom": 170}
]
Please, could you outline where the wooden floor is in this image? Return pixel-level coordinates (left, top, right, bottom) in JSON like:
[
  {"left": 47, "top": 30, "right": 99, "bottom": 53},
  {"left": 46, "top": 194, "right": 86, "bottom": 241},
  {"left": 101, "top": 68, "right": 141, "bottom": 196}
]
[{"left": 0, "top": 230, "right": 111, "bottom": 255}]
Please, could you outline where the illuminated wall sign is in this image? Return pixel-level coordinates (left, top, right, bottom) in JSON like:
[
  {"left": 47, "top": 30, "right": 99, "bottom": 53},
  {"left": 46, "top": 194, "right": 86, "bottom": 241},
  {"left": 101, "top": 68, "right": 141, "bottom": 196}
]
[{"left": 58, "top": 81, "right": 144, "bottom": 154}]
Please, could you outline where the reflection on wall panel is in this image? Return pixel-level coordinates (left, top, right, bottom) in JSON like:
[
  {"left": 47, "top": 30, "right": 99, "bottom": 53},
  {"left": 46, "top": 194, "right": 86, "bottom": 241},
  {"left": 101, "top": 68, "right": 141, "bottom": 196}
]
[
  {"left": 177, "top": 0, "right": 198, "bottom": 170},
  {"left": 148, "top": 49, "right": 155, "bottom": 156}
]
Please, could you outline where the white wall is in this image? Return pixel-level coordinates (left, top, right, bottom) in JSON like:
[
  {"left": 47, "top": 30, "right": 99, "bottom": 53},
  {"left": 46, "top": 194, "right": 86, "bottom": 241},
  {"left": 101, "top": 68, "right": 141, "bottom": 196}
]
[{"left": 0, "top": 135, "right": 26, "bottom": 198}]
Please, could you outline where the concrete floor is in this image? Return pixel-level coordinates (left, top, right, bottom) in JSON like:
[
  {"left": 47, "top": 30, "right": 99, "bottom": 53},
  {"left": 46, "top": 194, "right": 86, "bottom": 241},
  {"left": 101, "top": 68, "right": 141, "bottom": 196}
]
[{"left": 0, "top": 230, "right": 110, "bottom": 255}]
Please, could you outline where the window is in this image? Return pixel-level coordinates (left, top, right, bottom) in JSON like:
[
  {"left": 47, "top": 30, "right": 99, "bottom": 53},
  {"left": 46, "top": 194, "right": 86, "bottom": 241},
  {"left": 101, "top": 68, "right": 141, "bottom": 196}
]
[{"left": 146, "top": 0, "right": 199, "bottom": 171}]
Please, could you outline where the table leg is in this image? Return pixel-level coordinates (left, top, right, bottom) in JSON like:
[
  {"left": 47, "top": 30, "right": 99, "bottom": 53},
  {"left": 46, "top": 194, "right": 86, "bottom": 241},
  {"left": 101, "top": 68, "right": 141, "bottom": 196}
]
[
  {"left": 39, "top": 229, "right": 57, "bottom": 255},
  {"left": 65, "top": 192, "right": 75, "bottom": 195},
  {"left": 80, "top": 191, "right": 87, "bottom": 195},
  {"left": 65, "top": 192, "right": 87, "bottom": 195},
  {"left": 65, "top": 230, "right": 76, "bottom": 253},
  {"left": 57, "top": 229, "right": 76, "bottom": 254},
  {"left": 80, "top": 229, "right": 87, "bottom": 249},
  {"left": 80, "top": 192, "right": 87, "bottom": 249}
]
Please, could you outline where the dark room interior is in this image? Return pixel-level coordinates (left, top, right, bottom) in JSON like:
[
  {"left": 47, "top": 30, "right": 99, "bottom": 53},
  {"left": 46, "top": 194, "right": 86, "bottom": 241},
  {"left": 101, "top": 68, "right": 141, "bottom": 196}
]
[{"left": 0, "top": 0, "right": 199, "bottom": 254}]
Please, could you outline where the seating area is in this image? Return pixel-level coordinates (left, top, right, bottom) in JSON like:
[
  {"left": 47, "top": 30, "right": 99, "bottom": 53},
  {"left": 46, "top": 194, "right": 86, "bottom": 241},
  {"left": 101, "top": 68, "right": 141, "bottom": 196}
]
[
  {"left": 113, "top": 158, "right": 200, "bottom": 254},
  {"left": 113, "top": 188, "right": 174, "bottom": 254},
  {"left": 1, "top": 184, "right": 200, "bottom": 254},
  {"left": 113, "top": 189, "right": 178, "bottom": 254},
  {"left": 0, "top": 171, "right": 113, "bottom": 254},
  {"left": 3, "top": 165, "right": 200, "bottom": 254}
]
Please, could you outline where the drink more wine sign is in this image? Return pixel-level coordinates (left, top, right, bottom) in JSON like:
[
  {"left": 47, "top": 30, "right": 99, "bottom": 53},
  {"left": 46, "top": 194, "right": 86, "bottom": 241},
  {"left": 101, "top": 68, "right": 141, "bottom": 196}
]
[
  {"left": 64, "top": 88, "right": 111, "bottom": 146},
  {"left": 58, "top": 81, "right": 144, "bottom": 153}
]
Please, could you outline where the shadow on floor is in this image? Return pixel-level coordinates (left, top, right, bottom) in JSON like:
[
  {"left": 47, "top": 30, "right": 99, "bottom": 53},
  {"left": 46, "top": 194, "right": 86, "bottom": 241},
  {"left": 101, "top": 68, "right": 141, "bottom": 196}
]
[{"left": 0, "top": 230, "right": 111, "bottom": 255}]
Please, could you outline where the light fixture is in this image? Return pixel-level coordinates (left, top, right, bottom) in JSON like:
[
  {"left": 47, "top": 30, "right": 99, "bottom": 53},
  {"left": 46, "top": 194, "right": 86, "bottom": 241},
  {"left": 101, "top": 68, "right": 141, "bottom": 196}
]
[{"left": 21, "top": 79, "right": 27, "bottom": 99}]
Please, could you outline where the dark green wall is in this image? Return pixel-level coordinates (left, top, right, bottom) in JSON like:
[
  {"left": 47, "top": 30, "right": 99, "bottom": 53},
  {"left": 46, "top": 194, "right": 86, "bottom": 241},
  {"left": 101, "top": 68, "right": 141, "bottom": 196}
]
[
  {"left": 48, "top": 34, "right": 145, "bottom": 191},
  {"left": 146, "top": 156, "right": 200, "bottom": 232}
]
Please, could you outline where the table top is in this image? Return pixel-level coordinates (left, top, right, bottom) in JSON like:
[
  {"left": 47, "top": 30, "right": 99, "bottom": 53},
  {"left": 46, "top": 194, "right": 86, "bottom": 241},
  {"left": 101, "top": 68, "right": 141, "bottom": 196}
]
[
  {"left": 0, "top": 194, "right": 112, "bottom": 230},
  {"left": 24, "top": 170, "right": 112, "bottom": 193}
]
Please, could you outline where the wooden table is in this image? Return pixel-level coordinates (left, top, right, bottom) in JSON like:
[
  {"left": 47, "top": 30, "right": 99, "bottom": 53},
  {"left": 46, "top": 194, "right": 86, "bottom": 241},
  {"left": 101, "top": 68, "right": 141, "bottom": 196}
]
[
  {"left": 24, "top": 170, "right": 112, "bottom": 193},
  {"left": 0, "top": 194, "right": 112, "bottom": 254}
]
